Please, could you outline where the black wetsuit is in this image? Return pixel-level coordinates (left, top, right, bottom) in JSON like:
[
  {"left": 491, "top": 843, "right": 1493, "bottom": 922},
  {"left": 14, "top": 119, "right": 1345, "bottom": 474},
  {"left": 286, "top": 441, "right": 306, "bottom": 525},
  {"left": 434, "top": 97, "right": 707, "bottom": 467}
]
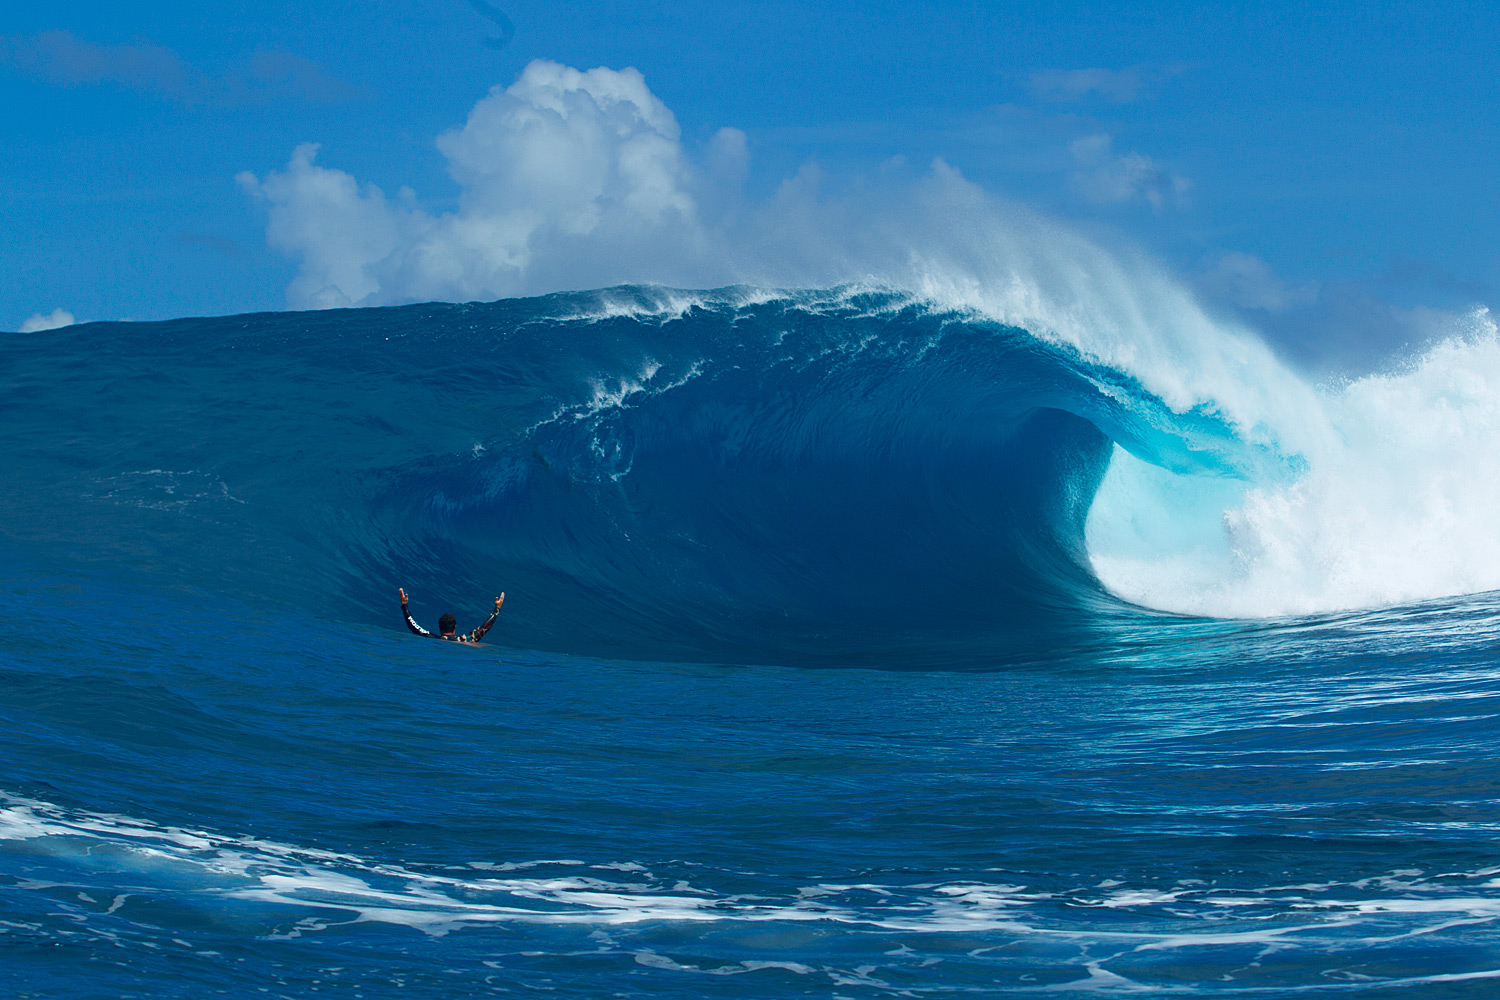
[{"left": 403, "top": 604, "right": 499, "bottom": 643}]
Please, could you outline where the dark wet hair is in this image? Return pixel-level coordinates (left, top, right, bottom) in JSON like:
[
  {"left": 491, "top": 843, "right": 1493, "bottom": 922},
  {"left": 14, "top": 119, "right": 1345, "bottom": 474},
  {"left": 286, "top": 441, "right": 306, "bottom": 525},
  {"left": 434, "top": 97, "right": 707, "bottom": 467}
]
[{"left": 439, "top": 613, "right": 457, "bottom": 634}]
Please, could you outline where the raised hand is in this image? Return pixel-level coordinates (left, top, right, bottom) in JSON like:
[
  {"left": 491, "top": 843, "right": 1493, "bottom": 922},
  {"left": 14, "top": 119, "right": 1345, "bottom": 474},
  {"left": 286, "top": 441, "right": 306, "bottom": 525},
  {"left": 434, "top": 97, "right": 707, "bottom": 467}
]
[
  {"left": 495, "top": 593, "right": 505, "bottom": 612},
  {"left": 399, "top": 587, "right": 408, "bottom": 607}
]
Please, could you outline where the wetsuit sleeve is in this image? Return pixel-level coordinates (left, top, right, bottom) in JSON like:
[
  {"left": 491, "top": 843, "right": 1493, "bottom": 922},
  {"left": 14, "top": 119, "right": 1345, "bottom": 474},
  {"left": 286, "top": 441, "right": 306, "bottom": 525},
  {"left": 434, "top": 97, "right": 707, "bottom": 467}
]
[
  {"left": 403, "top": 603, "right": 433, "bottom": 637},
  {"left": 470, "top": 609, "right": 500, "bottom": 642}
]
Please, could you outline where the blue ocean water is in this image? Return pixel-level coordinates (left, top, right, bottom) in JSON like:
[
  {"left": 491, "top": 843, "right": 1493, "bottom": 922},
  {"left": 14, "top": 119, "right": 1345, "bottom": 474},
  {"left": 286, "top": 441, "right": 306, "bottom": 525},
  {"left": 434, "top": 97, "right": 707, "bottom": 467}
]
[{"left": 5, "top": 287, "right": 1500, "bottom": 996}]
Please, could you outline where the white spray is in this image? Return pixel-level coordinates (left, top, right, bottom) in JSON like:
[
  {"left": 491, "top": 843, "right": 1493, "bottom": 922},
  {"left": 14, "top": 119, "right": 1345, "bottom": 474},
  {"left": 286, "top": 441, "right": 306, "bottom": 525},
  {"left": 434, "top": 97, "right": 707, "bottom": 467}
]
[{"left": 1088, "top": 309, "right": 1500, "bottom": 617}]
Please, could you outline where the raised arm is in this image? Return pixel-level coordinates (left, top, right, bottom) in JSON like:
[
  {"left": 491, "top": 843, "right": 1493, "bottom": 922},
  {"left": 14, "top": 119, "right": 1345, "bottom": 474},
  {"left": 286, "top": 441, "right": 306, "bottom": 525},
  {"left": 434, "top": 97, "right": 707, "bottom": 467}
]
[
  {"left": 470, "top": 593, "right": 505, "bottom": 641},
  {"left": 400, "top": 587, "right": 434, "bottom": 637}
]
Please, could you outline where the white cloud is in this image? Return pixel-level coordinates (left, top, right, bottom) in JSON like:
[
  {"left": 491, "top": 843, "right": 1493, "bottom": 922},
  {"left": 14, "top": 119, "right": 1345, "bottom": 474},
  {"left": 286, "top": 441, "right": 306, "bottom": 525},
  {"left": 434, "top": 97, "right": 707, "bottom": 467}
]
[
  {"left": 1198, "top": 252, "right": 1319, "bottom": 312},
  {"left": 18, "top": 308, "right": 75, "bottom": 332},
  {"left": 1068, "top": 133, "right": 1190, "bottom": 209},
  {"left": 240, "top": 61, "right": 727, "bottom": 307}
]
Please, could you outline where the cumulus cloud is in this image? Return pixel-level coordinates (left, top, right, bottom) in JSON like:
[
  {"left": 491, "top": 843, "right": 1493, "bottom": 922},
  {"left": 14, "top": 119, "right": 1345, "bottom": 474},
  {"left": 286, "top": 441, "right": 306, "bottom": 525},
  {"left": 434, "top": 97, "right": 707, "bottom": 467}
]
[
  {"left": 0, "top": 30, "right": 355, "bottom": 104},
  {"left": 239, "top": 61, "right": 728, "bottom": 307},
  {"left": 18, "top": 308, "right": 75, "bottom": 333},
  {"left": 1068, "top": 133, "right": 1189, "bottom": 209},
  {"left": 1198, "top": 252, "right": 1319, "bottom": 312}
]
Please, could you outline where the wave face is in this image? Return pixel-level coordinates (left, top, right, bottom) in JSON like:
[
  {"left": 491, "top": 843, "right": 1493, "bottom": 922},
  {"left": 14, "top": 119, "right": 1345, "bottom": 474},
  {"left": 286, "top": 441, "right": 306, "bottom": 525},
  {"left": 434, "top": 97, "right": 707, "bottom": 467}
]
[{"left": 0, "top": 286, "right": 1293, "bottom": 664}]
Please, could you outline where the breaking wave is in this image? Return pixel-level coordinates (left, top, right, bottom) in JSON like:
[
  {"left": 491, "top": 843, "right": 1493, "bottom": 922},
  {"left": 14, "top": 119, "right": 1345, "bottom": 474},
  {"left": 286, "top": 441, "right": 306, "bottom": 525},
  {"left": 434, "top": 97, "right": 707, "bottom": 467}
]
[{"left": 3, "top": 287, "right": 1499, "bottom": 662}]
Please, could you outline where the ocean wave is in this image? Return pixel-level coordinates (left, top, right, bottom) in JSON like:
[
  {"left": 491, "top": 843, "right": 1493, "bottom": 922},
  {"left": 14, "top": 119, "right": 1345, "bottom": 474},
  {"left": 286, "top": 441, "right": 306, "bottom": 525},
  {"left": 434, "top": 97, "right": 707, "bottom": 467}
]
[{"left": 3, "top": 288, "right": 1498, "bottom": 661}]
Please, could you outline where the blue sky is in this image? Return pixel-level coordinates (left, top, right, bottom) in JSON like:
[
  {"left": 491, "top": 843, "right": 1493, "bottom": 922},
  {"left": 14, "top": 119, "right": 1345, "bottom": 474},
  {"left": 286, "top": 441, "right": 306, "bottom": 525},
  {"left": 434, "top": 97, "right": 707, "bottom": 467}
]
[{"left": 3, "top": 1, "right": 1496, "bottom": 367}]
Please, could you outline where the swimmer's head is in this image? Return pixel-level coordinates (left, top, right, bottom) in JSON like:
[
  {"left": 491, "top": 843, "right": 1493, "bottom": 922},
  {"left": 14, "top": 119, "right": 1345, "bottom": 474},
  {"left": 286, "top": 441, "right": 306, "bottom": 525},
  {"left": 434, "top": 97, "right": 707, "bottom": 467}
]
[{"left": 439, "top": 613, "right": 457, "bottom": 635}]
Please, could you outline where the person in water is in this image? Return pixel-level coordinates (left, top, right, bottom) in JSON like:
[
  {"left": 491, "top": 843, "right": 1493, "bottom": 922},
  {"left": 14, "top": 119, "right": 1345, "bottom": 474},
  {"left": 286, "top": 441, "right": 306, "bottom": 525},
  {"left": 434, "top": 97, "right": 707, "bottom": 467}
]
[{"left": 400, "top": 588, "right": 504, "bottom": 643}]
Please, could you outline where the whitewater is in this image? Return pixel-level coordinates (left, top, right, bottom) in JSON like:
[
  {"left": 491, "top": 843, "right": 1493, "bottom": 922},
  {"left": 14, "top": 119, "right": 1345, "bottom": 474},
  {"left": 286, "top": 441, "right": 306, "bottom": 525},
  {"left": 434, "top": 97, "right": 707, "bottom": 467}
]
[{"left": 6, "top": 283, "right": 1500, "bottom": 997}]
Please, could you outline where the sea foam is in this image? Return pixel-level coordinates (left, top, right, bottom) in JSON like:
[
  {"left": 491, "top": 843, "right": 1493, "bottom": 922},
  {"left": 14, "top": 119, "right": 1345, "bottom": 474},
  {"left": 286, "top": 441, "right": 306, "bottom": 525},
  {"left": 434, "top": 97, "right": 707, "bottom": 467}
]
[{"left": 1089, "top": 309, "right": 1500, "bottom": 617}]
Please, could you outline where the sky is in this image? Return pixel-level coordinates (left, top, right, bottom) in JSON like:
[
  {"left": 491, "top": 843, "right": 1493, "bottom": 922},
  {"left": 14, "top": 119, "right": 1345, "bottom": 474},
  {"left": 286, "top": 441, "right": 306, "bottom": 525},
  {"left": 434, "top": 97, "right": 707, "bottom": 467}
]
[{"left": 3, "top": 0, "right": 1497, "bottom": 370}]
